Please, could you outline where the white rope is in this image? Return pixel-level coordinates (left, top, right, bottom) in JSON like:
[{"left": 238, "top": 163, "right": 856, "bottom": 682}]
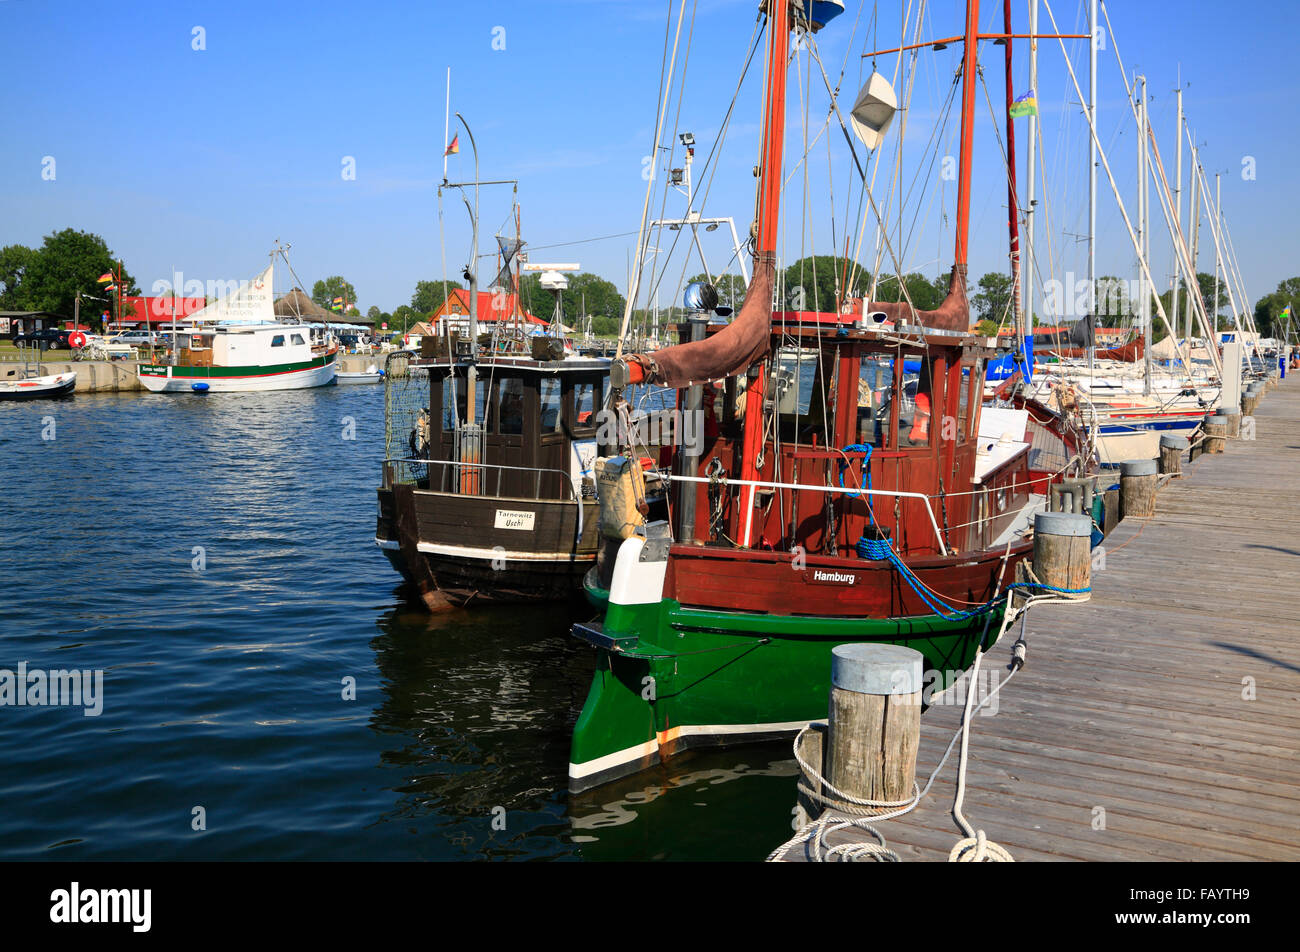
[{"left": 767, "top": 582, "right": 1089, "bottom": 863}]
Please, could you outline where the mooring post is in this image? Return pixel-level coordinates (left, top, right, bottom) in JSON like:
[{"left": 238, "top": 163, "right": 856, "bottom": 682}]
[
  {"left": 1032, "top": 511, "right": 1092, "bottom": 592},
  {"left": 1204, "top": 414, "right": 1228, "bottom": 454},
  {"left": 1120, "top": 458, "right": 1159, "bottom": 518},
  {"left": 1158, "top": 434, "right": 1189, "bottom": 476},
  {"left": 1220, "top": 405, "right": 1242, "bottom": 439},
  {"left": 825, "top": 644, "right": 923, "bottom": 807}
]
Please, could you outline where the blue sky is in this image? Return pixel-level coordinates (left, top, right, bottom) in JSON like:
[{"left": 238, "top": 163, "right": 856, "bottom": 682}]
[{"left": 2, "top": 0, "right": 1297, "bottom": 317}]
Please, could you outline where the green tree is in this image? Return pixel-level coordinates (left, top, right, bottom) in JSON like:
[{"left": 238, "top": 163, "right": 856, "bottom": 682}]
[
  {"left": 1252, "top": 276, "right": 1300, "bottom": 339},
  {"left": 16, "top": 229, "right": 138, "bottom": 327},
  {"left": 0, "top": 244, "right": 35, "bottom": 309},
  {"left": 519, "top": 271, "right": 625, "bottom": 327},
  {"left": 973, "top": 271, "right": 1013, "bottom": 324},
  {"left": 873, "top": 272, "right": 945, "bottom": 311},
  {"left": 312, "top": 276, "right": 358, "bottom": 312},
  {"left": 1094, "top": 275, "right": 1134, "bottom": 327},
  {"left": 411, "top": 278, "right": 463, "bottom": 316},
  {"left": 783, "top": 255, "right": 868, "bottom": 312},
  {"left": 391, "top": 304, "right": 418, "bottom": 334},
  {"left": 366, "top": 305, "right": 381, "bottom": 321}
]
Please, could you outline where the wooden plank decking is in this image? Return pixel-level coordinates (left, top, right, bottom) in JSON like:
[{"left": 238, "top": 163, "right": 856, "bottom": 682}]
[{"left": 781, "top": 376, "right": 1300, "bottom": 861}]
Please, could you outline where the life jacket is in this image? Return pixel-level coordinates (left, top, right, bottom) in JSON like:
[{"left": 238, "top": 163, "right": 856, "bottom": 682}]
[{"left": 908, "top": 391, "right": 931, "bottom": 442}]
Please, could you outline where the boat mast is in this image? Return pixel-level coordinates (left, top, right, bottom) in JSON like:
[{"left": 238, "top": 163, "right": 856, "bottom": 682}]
[
  {"left": 1171, "top": 82, "right": 1183, "bottom": 345},
  {"left": 1137, "top": 75, "right": 1151, "bottom": 396},
  {"left": 1087, "top": 0, "right": 1097, "bottom": 380},
  {"left": 737, "top": 0, "right": 791, "bottom": 545},
  {"left": 953, "top": 0, "right": 982, "bottom": 282},
  {"left": 1213, "top": 172, "right": 1221, "bottom": 335},
  {"left": 1002, "top": 0, "right": 1021, "bottom": 342},
  {"left": 1022, "top": 0, "right": 1039, "bottom": 363},
  {"left": 1186, "top": 143, "right": 1200, "bottom": 343}
]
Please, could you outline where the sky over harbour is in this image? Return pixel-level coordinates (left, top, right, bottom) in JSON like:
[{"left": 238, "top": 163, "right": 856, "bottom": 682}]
[{"left": 2, "top": 0, "right": 1297, "bottom": 317}]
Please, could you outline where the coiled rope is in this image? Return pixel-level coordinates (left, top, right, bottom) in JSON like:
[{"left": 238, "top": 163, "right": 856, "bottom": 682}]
[{"left": 767, "top": 582, "right": 1089, "bottom": 863}]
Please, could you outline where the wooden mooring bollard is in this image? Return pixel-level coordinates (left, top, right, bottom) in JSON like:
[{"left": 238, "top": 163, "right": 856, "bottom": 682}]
[
  {"left": 1204, "top": 415, "right": 1228, "bottom": 454},
  {"left": 1242, "top": 386, "right": 1261, "bottom": 416},
  {"left": 1120, "top": 458, "right": 1158, "bottom": 518},
  {"left": 1032, "top": 511, "right": 1091, "bottom": 592},
  {"left": 1159, "top": 434, "right": 1190, "bottom": 475},
  {"left": 1221, "top": 406, "right": 1242, "bottom": 438},
  {"left": 823, "top": 644, "right": 923, "bottom": 808}
]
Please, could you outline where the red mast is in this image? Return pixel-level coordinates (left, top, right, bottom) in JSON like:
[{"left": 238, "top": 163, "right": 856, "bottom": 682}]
[
  {"left": 953, "top": 0, "right": 981, "bottom": 287},
  {"left": 738, "top": 0, "right": 791, "bottom": 545},
  {"left": 1003, "top": 0, "right": 1022, "bottom": 331}
]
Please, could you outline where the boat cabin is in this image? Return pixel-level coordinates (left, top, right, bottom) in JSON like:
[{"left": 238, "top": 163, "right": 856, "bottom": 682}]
[
  {"left": 394, "top": 356, "right": 610, "bottom": 502},
  {"left": 175, "top": 323, "right": 320, "bottom": 368},
  {"left": 665, "top": 314, "right": 1034, "bottom": 559}
]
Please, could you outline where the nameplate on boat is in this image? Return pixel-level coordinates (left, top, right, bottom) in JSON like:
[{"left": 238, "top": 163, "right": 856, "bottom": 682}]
[
  {"left": 494, "top": 509, "right": 536, "bottom": 531},
  {"left": 810, "top": 569, "right": 858, "bottom": 586}
]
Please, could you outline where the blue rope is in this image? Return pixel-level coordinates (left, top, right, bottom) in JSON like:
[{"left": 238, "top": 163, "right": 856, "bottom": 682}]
[
  {"left": 855, "top": 535, "right": 1091, "bottom": 621},
  {"left": 838, "top": 444, "right": 873, "bottom": 514}
]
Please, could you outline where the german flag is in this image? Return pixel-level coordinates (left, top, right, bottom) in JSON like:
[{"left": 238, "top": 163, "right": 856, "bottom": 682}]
[{"left": 444, "top": 134, "right": 459, "bottom": 157}]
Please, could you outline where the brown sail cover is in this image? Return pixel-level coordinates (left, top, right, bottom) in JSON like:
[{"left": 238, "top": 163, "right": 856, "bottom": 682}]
[
  {"left": 1048, "top": 335, "right": 1143, "bottom": 362},
  {"left": 621, "top": 261, "right": 970, "bottom": 389},
  {"left": 861, "top": 264, "right": 969, "bottom": 334}
]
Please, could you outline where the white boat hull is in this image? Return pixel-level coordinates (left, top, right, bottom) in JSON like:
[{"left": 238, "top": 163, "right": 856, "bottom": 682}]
[{"left": 138, "top": 356, "right": 337, "bottom": 393}]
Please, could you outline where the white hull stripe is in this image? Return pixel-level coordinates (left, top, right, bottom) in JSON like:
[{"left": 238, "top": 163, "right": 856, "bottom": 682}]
[
  {"left": 415, "top": 541, "right": 594, "bottom": 562},
  {"left": 568, "top": 718, "right": 814, "bottom": 780}
]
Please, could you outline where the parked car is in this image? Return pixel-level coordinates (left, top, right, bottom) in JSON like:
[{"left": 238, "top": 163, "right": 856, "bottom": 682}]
[
  {"left": 109, "top": 330, "right": 158, "bottom": 348},
  {"left": 14, "top": 328, "right": 70, "bottom": 349}
]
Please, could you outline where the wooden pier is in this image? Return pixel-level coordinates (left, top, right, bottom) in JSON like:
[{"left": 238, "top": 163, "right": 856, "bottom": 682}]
[{"left": 780, "top": 376, "right": 1300, "bottom": 861}]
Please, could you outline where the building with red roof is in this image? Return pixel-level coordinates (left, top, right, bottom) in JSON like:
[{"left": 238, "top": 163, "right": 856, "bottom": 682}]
[
  {"left": 116, "top": 295, "right": 208, "bottom": 327},
  {"left": 429, "top": 289, "right": 547, "bottom": 336}
]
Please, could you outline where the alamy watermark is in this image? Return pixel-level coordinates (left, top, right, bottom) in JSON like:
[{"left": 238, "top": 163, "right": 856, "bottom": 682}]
[
  {"left": 594, "top": 408, "right": 703, "bottom": 456},
  {"left": 0, "top": 663, "right": 103, "bottom": 716}
]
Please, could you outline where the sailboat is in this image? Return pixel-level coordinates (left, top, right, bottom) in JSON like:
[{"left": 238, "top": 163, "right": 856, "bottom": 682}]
[
  {"left": 567, "top": 0, "right": 1091, "bottom": 792},
  {"left": 137, "top": 253, "right": 338, "bottom": 393}
]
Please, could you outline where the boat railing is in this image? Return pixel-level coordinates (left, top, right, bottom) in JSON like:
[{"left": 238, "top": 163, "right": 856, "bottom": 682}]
[
  {"left": 384, "top": 457, "right": 586, "bottom": 504},
  {"left": 661, "top": 472, "right": 950, "bottom": 555}
]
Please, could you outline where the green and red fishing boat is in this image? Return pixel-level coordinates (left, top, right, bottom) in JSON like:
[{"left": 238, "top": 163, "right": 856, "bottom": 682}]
[{"left": 568, "top": 0, "right": 1091, "bottom": 792}]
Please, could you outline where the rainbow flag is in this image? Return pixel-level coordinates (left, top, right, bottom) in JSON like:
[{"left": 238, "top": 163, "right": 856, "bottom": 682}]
[
  {"left": 97, "top": 272, "right": 114, "bottom": 284},
  {"left": 444, "top": 134, "right": 459, "bottom": 156},
  {"left": 1010, "top": 91, "right": 1038, "bottom": 119}
]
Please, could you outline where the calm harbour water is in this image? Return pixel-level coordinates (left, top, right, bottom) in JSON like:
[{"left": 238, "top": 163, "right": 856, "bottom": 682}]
[{"left": 0, "top": 387, "right": 796, "bottom": 860}]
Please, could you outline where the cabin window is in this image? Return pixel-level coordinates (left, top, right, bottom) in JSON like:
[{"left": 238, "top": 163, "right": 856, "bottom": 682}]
[
  {"left": 540, "top": 378, "right": 563, "bottom": 433},
  {"left": 442, "top": 376, "right": 488, "bottom": 430},
  {"left": 774, "top": 347, "right": 834, "bottom": 444},
  {"left": 291, "top": 334, "right": 305, "bottom": 345},
  {"left": 898, "top": 356, "right": 933, "bottom": 447},
  {"left": 496, "top": 378, "right": 524, "bottom": 435},
  {"left": 963, "top": 357, "right": 984, "bottom": 442},
  {"left": 573, "top": 380, "right": 602, "bottom": 428},
  {"left": 271, "top": 335, "right": 285, "bottom": 347},
  {"left": 858, "top": 355, "right": 892, "bottom": 446}
]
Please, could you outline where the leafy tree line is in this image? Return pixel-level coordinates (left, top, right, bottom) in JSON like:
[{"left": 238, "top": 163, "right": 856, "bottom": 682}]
[{"left": 0, "top": 229, "right": 139, "bottom": 330}]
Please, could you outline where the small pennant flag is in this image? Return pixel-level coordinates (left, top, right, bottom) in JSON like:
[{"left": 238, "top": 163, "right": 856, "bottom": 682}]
[
  {"left": 444, "top": 134, "right": 459, "bottom": 157},
  {"left": 1010, "top": 91, "right": 1038, "bottom": 118},
  {"left": 97, "top": 272, "right": 114, "bottom": 284}
]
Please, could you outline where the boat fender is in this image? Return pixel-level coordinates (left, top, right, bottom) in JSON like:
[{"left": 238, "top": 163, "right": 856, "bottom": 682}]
[
  {"left": 595, "top": 456, "right": 647, "bottom": 541},
  {"left": 191, "top": 382, "right": 209, "bottom": 392}
]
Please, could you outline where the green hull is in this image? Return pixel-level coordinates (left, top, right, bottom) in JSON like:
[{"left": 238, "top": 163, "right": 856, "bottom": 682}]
[{"left": 569, "top": 588, "right": 1001, "bottom": 792}]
